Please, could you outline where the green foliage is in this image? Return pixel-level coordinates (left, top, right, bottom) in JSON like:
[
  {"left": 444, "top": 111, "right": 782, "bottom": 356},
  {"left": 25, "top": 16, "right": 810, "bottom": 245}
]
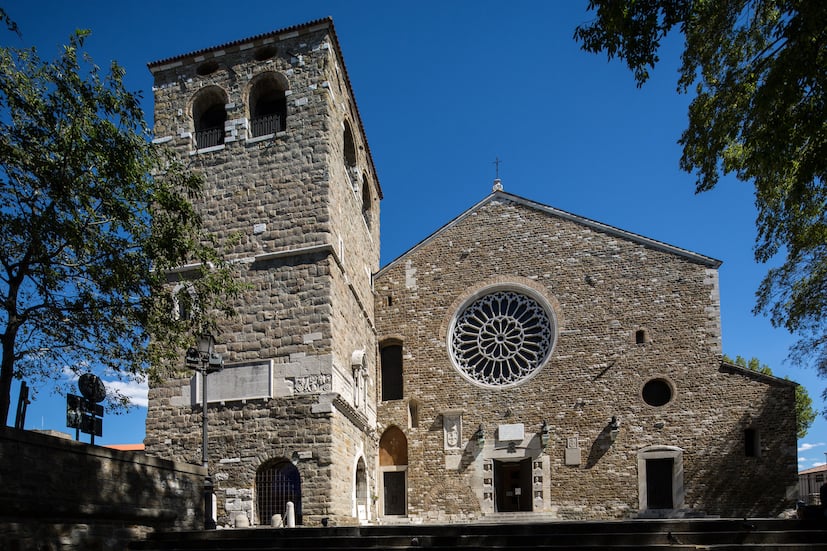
[
  {"left": 723, "top": 354, "right": 816, "bottom": 438},
  {"left": 576, "top": 1, "right": 827, "bottom": 385},
  {"left": 0, "top": 30, "right": 240, "bottom": 422}
]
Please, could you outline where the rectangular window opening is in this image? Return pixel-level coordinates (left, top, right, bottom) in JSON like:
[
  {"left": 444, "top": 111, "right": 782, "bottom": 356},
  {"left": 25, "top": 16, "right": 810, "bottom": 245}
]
[{"left": 744, "top": 428, "right": 760, "bottom": 457}]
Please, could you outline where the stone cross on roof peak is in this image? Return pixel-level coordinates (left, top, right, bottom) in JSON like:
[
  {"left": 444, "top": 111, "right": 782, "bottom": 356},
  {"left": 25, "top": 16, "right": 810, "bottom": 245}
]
[{"left": 492, "top": 157, "right": 503, "bottom": 192}]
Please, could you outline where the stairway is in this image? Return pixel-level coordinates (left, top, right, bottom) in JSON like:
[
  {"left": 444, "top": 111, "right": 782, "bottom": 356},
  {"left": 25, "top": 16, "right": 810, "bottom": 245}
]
[{"left": 130, "top": 518, "right": 827, "bottom": 550}]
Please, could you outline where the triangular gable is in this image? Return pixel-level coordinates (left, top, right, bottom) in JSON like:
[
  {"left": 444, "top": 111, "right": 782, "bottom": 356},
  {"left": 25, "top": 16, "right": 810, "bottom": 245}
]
[{"left": 377, "top": 190, "right": 721, "bottom": 277}]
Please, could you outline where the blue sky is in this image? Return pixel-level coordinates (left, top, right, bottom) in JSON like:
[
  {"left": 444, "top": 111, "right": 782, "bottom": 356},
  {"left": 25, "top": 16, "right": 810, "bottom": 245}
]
[{"left": 5, "top": 1, "right": 826, "bottom": 468}]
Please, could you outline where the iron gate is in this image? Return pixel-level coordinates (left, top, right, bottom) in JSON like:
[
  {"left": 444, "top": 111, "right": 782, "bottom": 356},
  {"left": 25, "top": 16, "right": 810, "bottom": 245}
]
[{"left": 256, "top": 461, "right": 302, "bottom": 525}]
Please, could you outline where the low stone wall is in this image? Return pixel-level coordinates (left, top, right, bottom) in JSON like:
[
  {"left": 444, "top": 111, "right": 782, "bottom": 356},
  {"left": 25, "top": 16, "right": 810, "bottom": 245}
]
[{"left": 0, "top": 426, "right": 204, "bottom": 550}]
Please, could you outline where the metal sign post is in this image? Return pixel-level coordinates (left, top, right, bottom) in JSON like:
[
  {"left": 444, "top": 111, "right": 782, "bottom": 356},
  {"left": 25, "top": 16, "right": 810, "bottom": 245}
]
[{"left": 66, "top": 373, "right": 106, "bottom": 444}]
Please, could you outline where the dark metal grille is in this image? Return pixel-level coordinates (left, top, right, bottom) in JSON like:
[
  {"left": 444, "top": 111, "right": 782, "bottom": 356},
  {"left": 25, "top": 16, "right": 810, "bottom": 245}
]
[
  {"left": 195, "top": 127, "right": 224, "bottom": 149},
  {"left": 256, "top": 462, "right": 302, "bottom": 525},
  {"left": 250, "top": 114, "right": 282, "bottom": 137}
]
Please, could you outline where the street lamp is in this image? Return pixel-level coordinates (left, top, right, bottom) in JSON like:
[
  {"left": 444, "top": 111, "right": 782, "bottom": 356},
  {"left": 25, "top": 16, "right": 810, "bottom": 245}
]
[{"left": 186, "top": 333, "right": 223, "bottom": 530}]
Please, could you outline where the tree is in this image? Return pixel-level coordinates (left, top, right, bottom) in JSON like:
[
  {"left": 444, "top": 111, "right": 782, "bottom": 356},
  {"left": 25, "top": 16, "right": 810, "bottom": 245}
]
[
  {"left": 724, "top": 354, "right": 816, "bottom": 438},
  {"left": 575, "top": 2, "right": 827, "bottom": 383},
  {"left": 0, "top": 30, "right": 239, "bottom": 424}
]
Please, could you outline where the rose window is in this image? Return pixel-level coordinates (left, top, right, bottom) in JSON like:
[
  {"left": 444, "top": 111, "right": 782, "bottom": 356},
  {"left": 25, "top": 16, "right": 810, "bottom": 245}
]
[{"left": 450, "top": 289, "right": 554, "bottom": 387}]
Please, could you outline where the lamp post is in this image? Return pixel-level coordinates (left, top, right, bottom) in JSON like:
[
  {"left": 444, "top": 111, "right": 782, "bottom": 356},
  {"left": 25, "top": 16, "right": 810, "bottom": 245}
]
[{"left": 186, "top": 333, "right": 223, "bottom": 530}]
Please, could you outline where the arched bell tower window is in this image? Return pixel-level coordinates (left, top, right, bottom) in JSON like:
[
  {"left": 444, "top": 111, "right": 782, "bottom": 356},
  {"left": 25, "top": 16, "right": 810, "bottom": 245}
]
[
  {"left": 362, "top": 172, "right": 372, "bottom": 229},
  {"left": 249, "top": 72, "right": 287, "bottom": 137},
  {"left": 343, "top": 121, "right": 358, "bottom": 190},
  {"left": 192, "top": 86, "right": 227, "bottom": 149}
]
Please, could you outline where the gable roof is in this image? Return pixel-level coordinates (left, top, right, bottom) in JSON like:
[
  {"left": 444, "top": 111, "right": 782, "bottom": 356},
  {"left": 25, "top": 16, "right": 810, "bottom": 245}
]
[
  {"left": 799, "top": 463, "right": 827, "bottom": 476},
  {"left": 378, "top": 190, "right": 721, "bottom": 277}
]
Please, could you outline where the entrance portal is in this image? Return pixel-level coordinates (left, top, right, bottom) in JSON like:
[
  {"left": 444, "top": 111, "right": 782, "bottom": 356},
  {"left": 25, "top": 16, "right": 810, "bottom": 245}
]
[
  {"left": 379, "top": 426, "right": 408, "bottom": 516},
  {"left": 383, "top": 471, "right": 406, "bottom": 515},
  {"left": 494, "top": 458, "right": 532, "bottom": 512},
  {"left": 646, "top": 458, "right": 674, "bottom": 509}
]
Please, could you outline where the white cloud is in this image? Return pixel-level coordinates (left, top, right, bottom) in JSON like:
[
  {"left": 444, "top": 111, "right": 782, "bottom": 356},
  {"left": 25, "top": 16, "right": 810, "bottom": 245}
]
[
  {"left": 799, "top": 442, "right": 825, "bottom": 452},
  {"left": 105, "top": 379, "right": 149, "bottom": 408}
]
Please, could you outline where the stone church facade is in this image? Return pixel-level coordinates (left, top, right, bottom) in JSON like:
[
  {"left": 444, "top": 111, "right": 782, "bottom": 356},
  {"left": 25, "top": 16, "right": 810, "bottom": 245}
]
[{"left": 144, "top": 18, "right": 798, "bottom": 527}]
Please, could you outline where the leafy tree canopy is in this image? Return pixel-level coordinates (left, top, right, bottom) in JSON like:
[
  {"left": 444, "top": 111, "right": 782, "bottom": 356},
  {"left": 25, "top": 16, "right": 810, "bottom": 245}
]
[
  {"left": 576, "top": 1, "right": 827, "bottom": 382},
  {"left": 0, "top": 28, "right": 239, "bottom": 423},
  {"left": 724, "top": 354, "right": 816, "bottom": 438}
]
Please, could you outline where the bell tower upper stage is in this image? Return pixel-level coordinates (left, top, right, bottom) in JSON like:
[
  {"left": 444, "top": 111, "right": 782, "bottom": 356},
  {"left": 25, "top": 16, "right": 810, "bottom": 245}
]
[
  {"left": 148, "top": 18, "right": 380, "bottom": 268},
  {"left": 147, "top": 18, "right": 380, "bottom": 371}
]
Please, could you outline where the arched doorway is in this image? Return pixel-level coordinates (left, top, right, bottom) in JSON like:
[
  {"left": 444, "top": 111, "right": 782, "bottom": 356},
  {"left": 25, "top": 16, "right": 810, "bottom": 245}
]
[
  {"left": 355, "top": 457, "right": 368, "bottom": 521},
  {"left": 256, "top": 459, "right": 302, "bottom": 525},
  {"left": 379, "top": 426, "right": 408, "bottom": 516}
]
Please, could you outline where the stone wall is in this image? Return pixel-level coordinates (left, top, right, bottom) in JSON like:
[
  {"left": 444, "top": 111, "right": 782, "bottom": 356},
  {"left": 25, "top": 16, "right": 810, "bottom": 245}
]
[
  {"left": 0, "top": 427, "right": 204, "bottom": 550},
  {"left": 374, "top": 194, "right": 798, "bottom": 520}
]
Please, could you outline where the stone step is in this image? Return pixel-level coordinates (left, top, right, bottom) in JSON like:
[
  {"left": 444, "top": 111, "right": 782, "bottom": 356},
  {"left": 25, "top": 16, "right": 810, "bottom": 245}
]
[{"left": 129, "top": 519, "right": 827, "bottom": 551}]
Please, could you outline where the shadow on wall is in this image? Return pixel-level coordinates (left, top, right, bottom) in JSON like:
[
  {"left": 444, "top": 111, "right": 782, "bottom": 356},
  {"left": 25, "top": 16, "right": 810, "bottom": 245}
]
[
  {"left": 682, "top": 380, "right": 797, "bottom": 517},
  {"left": 585, "top": 423, "right": 616, "bottom": 469},
  {"left": 0, "top": 427, "right": 205, "bottom": 550}
]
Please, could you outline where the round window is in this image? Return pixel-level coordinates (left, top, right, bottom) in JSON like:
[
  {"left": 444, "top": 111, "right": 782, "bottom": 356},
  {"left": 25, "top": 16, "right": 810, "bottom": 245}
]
[
  {"left": 642, "top": 378, "right": 673, "bottom": 407},
  {"left": 449, "top": 288, "right": 554, "bottom": 387}
]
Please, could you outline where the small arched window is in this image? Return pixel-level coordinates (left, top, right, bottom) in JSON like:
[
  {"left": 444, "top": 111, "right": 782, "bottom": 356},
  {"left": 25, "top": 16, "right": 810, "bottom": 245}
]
[
  {"left": 249, "top": 72, "right": 288, "bottom": 137},
  {"left": 362, "top": 172, "right": 372, "bottom": 229},
  {"left": 343, "top": 121, "right": 358, "bottom": 191},
  {"left": 343, "top": 121, "right": 357, "bottom": 168},
  {"left": 192, "top": 86, "right": 227, "bottom": 149},
  {"left": 354, "top": 457, "right": 368, "bottom": 520},
  {"left": 635, "top": 329, "right": 649, "bottom": 345},
  {"left": 171, "top": 283, "right": 198, "bottom": 321}
]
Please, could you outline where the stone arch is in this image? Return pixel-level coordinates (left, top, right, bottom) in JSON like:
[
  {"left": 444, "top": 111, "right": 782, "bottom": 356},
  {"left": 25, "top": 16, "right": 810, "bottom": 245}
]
[
  {"left": 191, "top": 85, "right": 227, "bottom": 149},
  {"left": 255, "top": 458, "right": 302, "bottom": 525},
  {"left": 422, "top": 475, "right": 481, "bottom": 519},
  {"left": 248, "top": 71, "right": 288, "bottom": 136}
]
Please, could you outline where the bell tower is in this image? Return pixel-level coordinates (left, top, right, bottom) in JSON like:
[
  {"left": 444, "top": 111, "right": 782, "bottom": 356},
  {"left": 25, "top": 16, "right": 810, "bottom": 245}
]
[{"left": 144, "top": 18, "right": 381, "bottom": 527}]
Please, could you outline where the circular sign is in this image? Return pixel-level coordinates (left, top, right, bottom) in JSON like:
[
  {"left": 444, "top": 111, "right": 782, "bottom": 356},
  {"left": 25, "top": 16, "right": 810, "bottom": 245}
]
[{"left": 78, "top": 373, "right": 106, "bottom": 403}]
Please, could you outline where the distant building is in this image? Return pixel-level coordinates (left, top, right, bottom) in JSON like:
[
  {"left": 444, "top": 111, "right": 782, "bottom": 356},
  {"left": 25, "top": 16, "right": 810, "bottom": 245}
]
[
  {"left": 799, "top": 464, "right": 827, "bottom": 505},
  {"left": 144, "top": 18, "right": 798, "bottom": 527},
  {"left": 105, "top": 443, "right": 146, "bottom": 452}
]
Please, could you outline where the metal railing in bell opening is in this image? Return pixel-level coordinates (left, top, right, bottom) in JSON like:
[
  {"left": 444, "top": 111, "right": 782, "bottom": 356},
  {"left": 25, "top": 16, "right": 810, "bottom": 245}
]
[{"left": 195, "top": 127, "right": 224, "bottom": 149}]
